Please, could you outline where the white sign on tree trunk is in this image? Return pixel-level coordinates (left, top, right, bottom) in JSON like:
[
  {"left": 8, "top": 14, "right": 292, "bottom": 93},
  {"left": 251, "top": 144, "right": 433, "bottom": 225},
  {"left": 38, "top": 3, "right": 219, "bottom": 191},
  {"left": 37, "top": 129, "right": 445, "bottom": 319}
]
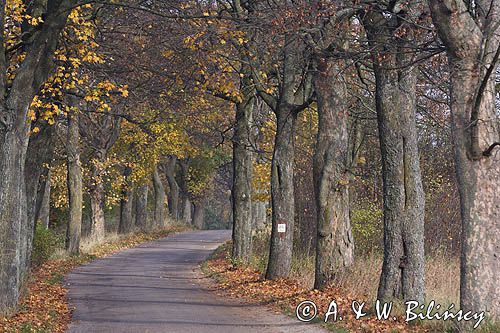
[{"left": 277, "top": 223, "right": 286, "bottom": 233}]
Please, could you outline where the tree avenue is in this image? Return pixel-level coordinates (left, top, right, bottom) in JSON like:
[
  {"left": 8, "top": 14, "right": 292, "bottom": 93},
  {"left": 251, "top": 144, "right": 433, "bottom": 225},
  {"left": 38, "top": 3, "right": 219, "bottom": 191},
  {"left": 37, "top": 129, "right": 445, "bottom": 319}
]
[{"left": 0, "top": 0, "right": 498, "bottom": 330}]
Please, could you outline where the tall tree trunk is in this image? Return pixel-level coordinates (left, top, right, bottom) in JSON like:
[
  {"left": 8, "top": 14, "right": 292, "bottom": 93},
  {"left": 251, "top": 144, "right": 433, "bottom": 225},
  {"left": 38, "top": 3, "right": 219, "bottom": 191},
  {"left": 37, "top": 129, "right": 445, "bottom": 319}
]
[
  {"left": 252, "top": 200, "right": 267, "bottom": 230},
  {"left": 24, "top": 121, "right": 55, "bottom": 271},
  {"left": 263, "top": 31, "right": 313, "bottom": 280},
  {"left": 181, "top": 195, "right": 192, "bottom": 225},
  {"left": 66, "top": 111, "right": 82, "bottom": 254},
  {"left": 118, "top": 166, "right": 134, "bottom": 234},
  {"left": 178, "top": 161, "right": 192, "bottom": 225},
  {"left": 232, "top": 71, "right": 254, "bottom": 264},
  {"left": 313, "top": 58, "right": 354, "bottom": 289},
  {"left": 266, "top": 103, "right": 297, "bottom": 279},
  {"left": 164, "top": 156, "right": 180, "bottom": 220},
  {"left": 364, "top": 9, "right": 425, "bottom": 302},
  {"left": 89, "top": 154, "right": 106, "bottom": 244},
  {"left": 193, "top": 201, "right": 205, "bottom": 229},
  {"left": 0, "top": 113, "right": 30, "bottom": 313},
  {"left": 135, "top": 184, "right": 149, "bottom": 231},
  {"left": 429, "top": 0, "right": 500, "bottom": 320},
  {"left": 38, "top": 170, "right": 51, "bottom": 229},
  {"left": 153, "top": 165, "right": 166, "bottom": 228}
]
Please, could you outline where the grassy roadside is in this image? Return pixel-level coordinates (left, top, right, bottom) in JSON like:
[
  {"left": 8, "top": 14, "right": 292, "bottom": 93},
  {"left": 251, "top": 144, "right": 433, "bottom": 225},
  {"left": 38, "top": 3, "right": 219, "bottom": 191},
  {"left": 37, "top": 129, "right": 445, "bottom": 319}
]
[
  {"left": 201, "top": 242, "right": 498, "bottom": 333},
  {"left": 0, "top": 224, "right": 190, "bottom": 333}
]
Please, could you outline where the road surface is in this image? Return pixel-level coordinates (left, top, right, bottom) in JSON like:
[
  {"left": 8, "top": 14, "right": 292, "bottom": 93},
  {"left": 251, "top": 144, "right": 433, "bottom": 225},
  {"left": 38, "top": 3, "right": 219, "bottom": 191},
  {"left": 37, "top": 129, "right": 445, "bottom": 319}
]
[{"left": 66, "top": 230, "right": 327, "bottom": 333}]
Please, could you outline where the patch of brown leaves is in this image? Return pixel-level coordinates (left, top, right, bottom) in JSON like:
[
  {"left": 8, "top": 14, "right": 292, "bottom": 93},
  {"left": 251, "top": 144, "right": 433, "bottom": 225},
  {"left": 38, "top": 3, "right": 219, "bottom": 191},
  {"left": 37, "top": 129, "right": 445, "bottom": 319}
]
[
  {"left": 0, "top": 225, "right": 189, "bottom": 333},
  {"left": 205, "top": 245, "right": 429, "bottom": 333}
]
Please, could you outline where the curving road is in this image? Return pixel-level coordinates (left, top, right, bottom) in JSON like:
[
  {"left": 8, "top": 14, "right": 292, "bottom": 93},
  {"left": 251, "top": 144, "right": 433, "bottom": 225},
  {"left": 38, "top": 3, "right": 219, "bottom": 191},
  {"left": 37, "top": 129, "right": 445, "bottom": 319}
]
[{"left": 66, "top": 230, "right": 326, "bottom": 333}]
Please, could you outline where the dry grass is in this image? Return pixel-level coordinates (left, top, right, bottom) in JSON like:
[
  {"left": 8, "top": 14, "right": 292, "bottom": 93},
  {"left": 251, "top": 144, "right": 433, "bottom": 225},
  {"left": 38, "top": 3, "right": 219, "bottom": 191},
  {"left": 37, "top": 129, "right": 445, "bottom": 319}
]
[
  {"left": 79, "top": 231, "right": 122, "bottom": 254},
  {"left": 240, "top": 229, "right": 467, "bottom": 332},
  {"left": 331, "top": 253, "right": 460, "bottom": 308},
  {"left": 250, "top": 229, "right": 460, "bottom": 308}
]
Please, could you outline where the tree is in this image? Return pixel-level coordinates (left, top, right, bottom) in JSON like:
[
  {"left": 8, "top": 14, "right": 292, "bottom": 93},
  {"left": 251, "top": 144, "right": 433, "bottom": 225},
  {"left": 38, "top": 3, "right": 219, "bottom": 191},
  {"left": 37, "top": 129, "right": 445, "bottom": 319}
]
[
  {"left": 193, "top": 200, "right": 206, "bottom": 229},
  {"left": 232, "top": 68, "right": 255, "bottom": 263},
  {"left": 24, "top": 119, "right": 56, "bottom": 271},
  {"left": 135, "top": 184, "right": 150, "bottom": 231},
  {"left": 118, "top": 165, "right": 134, "bottom": 234},
  {"left": 253, "top": 25, "right": 314, "bottom": 280},
  {"left": 81, "top": 114, "right": 121, "bottom": 243},
  {"left": 164, "top": 155, "right": 181, "bottom": 219},
  {"left": 428, "top": 0, "right": 500, "bottom": 320},
  {"left": 362, "top": 2, "right": 427, "bottom": 303},
  {"left": 312, "top": 56, "right": 355, "bottom": 289},
  {"left": 153, "top": 165, "right": 167, "bottom": 228},
  {"left": 0, "top": 0, "right": 79, "bottom": 313},
  {"left": 66, "top": 107, "right": 83, "bottom": 254}
]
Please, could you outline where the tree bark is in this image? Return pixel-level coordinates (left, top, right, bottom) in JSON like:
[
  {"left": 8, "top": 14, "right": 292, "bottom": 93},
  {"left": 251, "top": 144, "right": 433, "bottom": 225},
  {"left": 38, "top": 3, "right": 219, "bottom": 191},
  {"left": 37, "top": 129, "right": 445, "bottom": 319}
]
[
  {"left": 313, "top": 58, "right": 354, "bottom": 289},
  {"left": 89, "top": 153, "right": 106, "bottom": 244},
  {"left": 193, "top": 201, "right": 205, "bottom": 229},
  {"left": 66, "top": 111, "right": 82, "bottom": 254},
  {"left": 181, "top": 195, "right": 192, "bottom": 225},
  {"left": 252, "top": 201, "right": 267, "bottom": 229},
  {"left": 118, "top": 167, "right": 134, "bottom": 234},
  {"left": 153, "top": 165, "right": 167, "bottom": 228},
  {"left": 164, "top": 156, "right": 180, "bottom": 220},
  {"left": 429, "top": 0, "right": 500, "bottom": 320},
  {"left": 0, "top": 115, "right": 30, "bottom": 313},
  {"left": 232, "top": 70, "right": 254, "bottom": 264},
  {"left": 179, "top": 160, "right": 192, "bottom": 225},
  {"left": 38, "top": 170, "right": 51, "bottom": 229},
  {"left": 364, "top": 7, "right": 426, "bottom": 302},
  {"left": 0, "top": 0, "right": 77, "bottom": 313},
  {"left": 266, "top": 103, "right": 297, "bottom": 279},
  {"left": 135, "top": 184, "right": 149, "bottom": 231}
]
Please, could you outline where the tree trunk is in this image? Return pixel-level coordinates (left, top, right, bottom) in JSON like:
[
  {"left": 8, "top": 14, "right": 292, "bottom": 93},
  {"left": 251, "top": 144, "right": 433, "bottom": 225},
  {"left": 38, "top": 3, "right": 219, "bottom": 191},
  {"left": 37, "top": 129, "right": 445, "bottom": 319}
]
[
  {"left": 193, "top": 201, "right": 205, "bottom": 229},
  {"left": 164, "top": 156, "right": 180, "bottom": 220},
  {"left": 135, "top": 184, "right": 149, "bottom": 231},
  {"left": 66, "top": 111, "right": 82, "bottom": 254},
  {"left": 313, "top": 58, "right": 354, "bottom": 289},
  {"left": 118, "top": 167, "right": 134, "bottom": 234},
  {"left": 153, "top": 165, "right": 166, "bottom": 228},
  {"left": 38, "top": 170, "right": 51, "bottom": 229},
  {"left": 266, "top": 103, "right": 297, "bottom": 279},
  {"left": 179, "top": 161, "right": 192, "bottom": 225},
  {"left": 260, "top": 30, "right": 313, "bottom": 280},
  {"left": 429, "top": 0, "right": 500, "bottom": 320},
  {"left": 364, "top": 9, "right": 425, "bottom": 302},
  {"left": 181, "top": 195, "right": 192, "bottom": 225},
  {"left": 89, "top": 155, "right": 106, "bottom": 244},
  {"left": 24, "top": 121, "right": 55, "bottom": 271},
  {"left": 252, "top": 201, "right": 267, "bottom": 230},
  {"left": 0, "top": 115, "right": 30, "bottom": 313},
  {"left": 232, "top": 73, "right": 254, "bottom": 264}
]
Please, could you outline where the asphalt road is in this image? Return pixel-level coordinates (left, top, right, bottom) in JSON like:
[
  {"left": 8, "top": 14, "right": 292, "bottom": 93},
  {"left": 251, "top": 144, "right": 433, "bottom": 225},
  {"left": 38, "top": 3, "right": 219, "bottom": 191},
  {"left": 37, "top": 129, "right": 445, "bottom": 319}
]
[{"left": 66, "top": 230, "right": 327, "bottom": 333}]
